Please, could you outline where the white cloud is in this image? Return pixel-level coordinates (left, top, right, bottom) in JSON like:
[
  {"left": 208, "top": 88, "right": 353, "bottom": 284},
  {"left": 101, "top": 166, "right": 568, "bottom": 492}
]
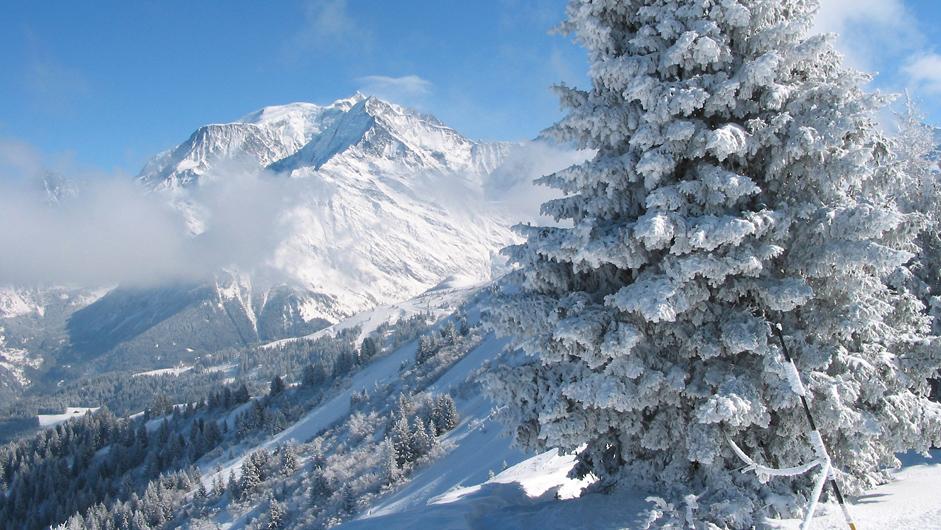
[
  {"left": 357, "top": 75, "right": 433, "bottom": 106},
  {"left": 303, "top": 0, "right": 357, "bottom": 38},
  {"left": 814, "top": 0, "right": 919, "bottom": 72},
  {"left": 0, "top": 139, "right": 296, "bottom": 287},
  {"left": 812, "top": 0, "right": 941, "bottom": 123},
  {"left": 903, "top": 53, "right": 941, "bottom": 94},
  {"left": 815, "top": 0, "right": 912, "bottom": 34},
  {"left": 485, "top": 141, "right": 592, "bottom": 225}
]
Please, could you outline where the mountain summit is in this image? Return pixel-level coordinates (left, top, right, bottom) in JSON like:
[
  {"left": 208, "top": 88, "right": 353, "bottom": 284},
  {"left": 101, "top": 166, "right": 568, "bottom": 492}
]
[
  {"left": 271, "top": 96, "right": 511, "bottom": 177},
  {"left": 137, "top": 94, "right": 365, "bottom": 190}
]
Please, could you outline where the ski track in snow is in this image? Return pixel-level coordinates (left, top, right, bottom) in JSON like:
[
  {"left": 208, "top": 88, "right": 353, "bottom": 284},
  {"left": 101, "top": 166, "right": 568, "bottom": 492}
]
[{"left": 132, "top": 365, "right": 193, "bottom": 377}]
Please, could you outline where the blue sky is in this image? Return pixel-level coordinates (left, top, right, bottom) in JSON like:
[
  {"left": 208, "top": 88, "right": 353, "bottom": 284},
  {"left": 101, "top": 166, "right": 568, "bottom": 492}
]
[{"left": 2, "top": 0, "right": 941, "bottom": 175}]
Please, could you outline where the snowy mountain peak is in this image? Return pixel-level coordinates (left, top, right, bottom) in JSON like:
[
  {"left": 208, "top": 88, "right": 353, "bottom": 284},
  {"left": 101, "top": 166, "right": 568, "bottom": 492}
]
[
  {"left": 39, "top": 172, "right": 79, "bottom": 205},
  {"left": 236, "top": 94, "right": 365, "bottom": 150},
  {"left": 137, "top": 95, "right": 364, "bottom": 190},
  {"left": 270, "top": 95, "right": 504, "bottom": 177},
  {"left": 138, "top": 122, "right": 284, "bottom": 189},
  {"left": 128, "top": 94, "right": 534, "bottom": 327}
]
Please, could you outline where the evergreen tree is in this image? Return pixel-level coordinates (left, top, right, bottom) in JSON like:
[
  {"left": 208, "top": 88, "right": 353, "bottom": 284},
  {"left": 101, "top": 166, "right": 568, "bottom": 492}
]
[
  {"left": 279, "top": 446, "right": 299, "bottom": 475},
  {"left": 431, "top": 394, "right": 459, "bottom": 433},
  {"left": 212, "top": 474, "right": 225, "bottom": 498},
  {"left": 410, "top": 418, "right": 433, "bottom": 457},
  {"left": 309, "top": 449, "right": 326, "bottom": 471},
  {"left": 234, "top": 384, "right": 251, "bottom": 404},
  {"left": 194, "top": 480, "right": 208, "bottom": 501},
  {"left": 883, "top": 101, "right": 941, "bottom": 399},
  {"left": 309, "top": 470, "right": 331, "bottom": 502},
  {"left": 886, "top": 101, "right": 941, "bottom": 329},
  {"left": 360, "top": 336, "right": 378, "bottom": 361},
  {"left": 226, "top": 471, "right": 239, "bottom": 498},
  {"left": 379, "top": 438, "right": 400, "bottom": 483},
  {"left": 444, "top": 321, "right": 460, "bottom": 345},
  {"left": 303, "top": 363, "right": 330, "bottom": 388},
  {"left": 417, "top": 335, "right": 436, "bottom": 363},
  {"left": 333, "top": 350, "right": 355, "bottom": 376},
  {"left": 266, "top": 499, "right": 286, "bottom": 529},
  {"left": 425, "top": 420, "right": 439, "bottom": 448},
  {"left": 339, "top": 484, "right": 356, "bottom": 514},
  {"left": 269, "top": 376, "right": 286, "bottom": 396},
  {"left": 390, "top": 415, "right": 413, "bottom": 466},
  {"left": 149, "top": 394, "right": 173, "bottom": 418},
  {"left": 488, "top": 0, "right": 941, "bottom": 526}
]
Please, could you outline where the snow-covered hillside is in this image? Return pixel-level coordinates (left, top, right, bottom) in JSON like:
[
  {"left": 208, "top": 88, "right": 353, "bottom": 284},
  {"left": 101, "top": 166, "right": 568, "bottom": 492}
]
[
  {"left": 131, "top": 283, "right": 941, "bottom": 530},
  {"left": 0, "top": 286, "right": 106, "bottom": 399},
  {"left": 346, "top": 446, "right": 941, "bottom": 529}
]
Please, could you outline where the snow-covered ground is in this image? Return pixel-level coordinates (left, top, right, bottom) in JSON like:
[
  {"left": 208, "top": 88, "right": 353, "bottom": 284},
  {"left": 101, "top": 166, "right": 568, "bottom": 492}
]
[
  {"left": 347, "top": 436, "right": 941, "bottom": 529},
  {"left": 38, "top": 407, "right": 100, "bottom": 427},
  {"left": 0, "top": 337, "right": 41, "bottom": 387},
  {"left": 132, "top": 365, "right": 193, "bottom": 377},
  {"left": 0, "top": 288, "right": 43, "bottom": 318},
  {"left": 770, "top": 451, "right": 941, "bottom": 529},
  {"left": 340, "top": 333, "right": 941, "bottom": 529},
  {"left": 263, "top": 275, "right": 482, "bottom": 349}
]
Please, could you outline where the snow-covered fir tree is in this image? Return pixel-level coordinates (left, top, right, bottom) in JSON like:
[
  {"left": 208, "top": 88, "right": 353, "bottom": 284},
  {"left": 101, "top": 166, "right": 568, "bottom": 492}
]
[
  {"left": 487, "top": 0, "right": 941, "bottom": 526},
  {"left": 390, "top": 414, "right": 414, "bottom": 466},
  {"left": 411, "top": 418, "right": 434, "bottom": 456},
  {"left": 379, "top": 438, "right": 401, "bottom": 482},
  {"left": 266, "top": 499, "right": 287, "bottom": 530},
  {"left": 431, "top": 394, "right": 460, "bottom": 433},
  {"left": 883, "top": 101, "right": 941, "bottom": 336}
]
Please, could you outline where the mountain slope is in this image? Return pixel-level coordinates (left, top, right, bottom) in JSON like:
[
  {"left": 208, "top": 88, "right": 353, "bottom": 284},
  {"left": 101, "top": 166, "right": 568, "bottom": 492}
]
[{"left": 0, "top": 286, "right": 105, "bottom": 400}]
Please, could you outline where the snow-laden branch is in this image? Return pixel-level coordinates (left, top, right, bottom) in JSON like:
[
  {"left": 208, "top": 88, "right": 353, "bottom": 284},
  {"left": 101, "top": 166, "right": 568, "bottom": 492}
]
[{"left": 726, "top": 434, "right": 822, "bottom": 479}]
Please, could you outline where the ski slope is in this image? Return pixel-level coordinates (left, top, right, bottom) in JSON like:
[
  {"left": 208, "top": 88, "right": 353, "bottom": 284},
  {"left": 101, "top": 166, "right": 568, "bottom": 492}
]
[{"left": 770, "top": 451, "right": 941, "bottom": 529}]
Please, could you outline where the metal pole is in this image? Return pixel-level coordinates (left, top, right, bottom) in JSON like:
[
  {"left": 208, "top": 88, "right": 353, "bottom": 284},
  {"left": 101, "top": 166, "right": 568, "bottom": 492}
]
[{"left": 771, "top": 323, "right": 858, "bottom": 530}]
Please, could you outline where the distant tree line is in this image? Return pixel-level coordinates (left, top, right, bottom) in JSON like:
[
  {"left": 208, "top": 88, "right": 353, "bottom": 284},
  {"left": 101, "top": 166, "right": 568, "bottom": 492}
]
[{"left": 0, "top": 386, "right": 243, "bottom": 530}]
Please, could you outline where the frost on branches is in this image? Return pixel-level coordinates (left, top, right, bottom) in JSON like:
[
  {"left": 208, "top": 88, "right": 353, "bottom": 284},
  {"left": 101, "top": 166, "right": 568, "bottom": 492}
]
[
  {"left": 884, "top": 101, "right": 941, "bottom": 338},
  {"left": 486, "top": 0, "right": 941, "bottom": 526}
]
